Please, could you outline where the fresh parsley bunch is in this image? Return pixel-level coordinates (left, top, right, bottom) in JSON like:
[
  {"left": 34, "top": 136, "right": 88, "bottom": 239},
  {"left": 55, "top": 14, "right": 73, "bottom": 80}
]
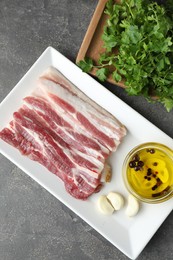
[{"left": 78, "top": 0, "right": 173, "bottom": 111}]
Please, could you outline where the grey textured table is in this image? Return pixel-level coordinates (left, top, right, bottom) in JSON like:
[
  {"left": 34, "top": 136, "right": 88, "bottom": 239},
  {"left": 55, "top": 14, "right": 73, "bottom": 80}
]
[{"left": 0, "top": 1, "right": 173, "bottom": 260}]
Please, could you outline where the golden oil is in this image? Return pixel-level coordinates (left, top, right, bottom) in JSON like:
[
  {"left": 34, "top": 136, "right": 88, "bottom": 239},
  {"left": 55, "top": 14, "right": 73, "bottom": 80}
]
[{"left": 123, "top": 143, "right": 173, "bottom": 203}]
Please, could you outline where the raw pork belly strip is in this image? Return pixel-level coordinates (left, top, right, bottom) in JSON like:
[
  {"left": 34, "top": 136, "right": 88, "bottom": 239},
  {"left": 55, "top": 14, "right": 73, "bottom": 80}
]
[{"left": 0, "top": 66, "right": 126, "bottom": 200}]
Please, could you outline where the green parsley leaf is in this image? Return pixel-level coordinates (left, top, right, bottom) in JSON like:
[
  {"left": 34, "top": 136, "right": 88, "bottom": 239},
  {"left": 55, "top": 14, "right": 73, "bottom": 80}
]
[
  {"left": 102, "top": 33, "right": 118, "bottom": 52},
  {"left": 112, "top": 71, "right": 122, "bottom": 82},
  {"left": 77, "top": 58, "right": 94, "bottom": 73},
  {"left": 77, "top": 0, "right": 173, "bottom": 111},
  {"left": 96, "top": 68, "right": 109, "bottom": 82},
  {"left": 161, "top": 97, "right": 173, "bottom": 112}
]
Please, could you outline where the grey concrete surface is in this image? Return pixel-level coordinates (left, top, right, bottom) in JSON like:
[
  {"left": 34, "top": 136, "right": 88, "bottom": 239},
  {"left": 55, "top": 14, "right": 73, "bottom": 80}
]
[{"left": 0, "top": 0, "right": 173, "bottom": 259}]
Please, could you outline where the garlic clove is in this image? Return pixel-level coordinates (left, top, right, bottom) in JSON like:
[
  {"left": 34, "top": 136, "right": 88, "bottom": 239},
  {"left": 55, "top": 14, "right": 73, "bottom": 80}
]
[
  {"left": 125, "top": 194, "right": 139, "bottom": 217},
  {"left": 107, "top": 192, "right": 124, "bottom": 210},
  {"left": 97, "top": 195, "right": 114, "bottom": 215}
]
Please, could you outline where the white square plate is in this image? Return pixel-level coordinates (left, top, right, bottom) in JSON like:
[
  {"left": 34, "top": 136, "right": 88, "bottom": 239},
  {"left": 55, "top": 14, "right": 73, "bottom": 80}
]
[{"left": 0, "top": 47, "right": 173, "bottom": 259}]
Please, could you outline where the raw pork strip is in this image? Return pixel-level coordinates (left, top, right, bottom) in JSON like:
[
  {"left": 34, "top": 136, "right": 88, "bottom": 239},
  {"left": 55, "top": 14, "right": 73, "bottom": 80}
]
[{"left": 0, "top": 66, "right": 126, "bottom": 200}]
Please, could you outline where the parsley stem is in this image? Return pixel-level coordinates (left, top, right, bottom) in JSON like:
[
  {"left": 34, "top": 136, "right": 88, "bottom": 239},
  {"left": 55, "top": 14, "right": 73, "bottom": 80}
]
[
  {"left": 94, "top": 62, "right": 114, "bottom": 69},
  {"left": 125, "top": 2, "right": 134, "bottom": 19}
]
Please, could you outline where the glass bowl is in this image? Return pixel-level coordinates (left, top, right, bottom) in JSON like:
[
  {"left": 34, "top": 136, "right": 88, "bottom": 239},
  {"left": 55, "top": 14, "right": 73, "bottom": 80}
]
[{"left": 122, "top": 142, "right": 173, "bottom": 203}]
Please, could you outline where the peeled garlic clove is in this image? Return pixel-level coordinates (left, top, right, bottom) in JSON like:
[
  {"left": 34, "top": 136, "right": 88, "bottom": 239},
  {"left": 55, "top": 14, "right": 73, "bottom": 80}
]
[
  {"left": 97, "top": 195, "right": 114, "bottom": 215},
  {"left": 107, "top": 192, "right": 124, "bottom": 210},
  {"left": 125, "top": 194, "right": 139, "bottom": 217}
]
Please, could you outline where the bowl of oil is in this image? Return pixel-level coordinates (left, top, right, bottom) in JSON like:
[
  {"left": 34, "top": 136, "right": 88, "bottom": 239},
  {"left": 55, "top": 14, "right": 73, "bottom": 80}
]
[{"left": 122, "top": 142, "right": 173, "bottom": 203}]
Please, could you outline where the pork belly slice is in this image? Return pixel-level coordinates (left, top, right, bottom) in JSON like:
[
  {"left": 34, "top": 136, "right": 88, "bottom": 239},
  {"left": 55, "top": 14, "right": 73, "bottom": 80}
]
[
  {"left": 23, "top": 96, "right": 109, "bottom": 161},
  {"left": 0, "top": 124, "right": 60, "bottom": 178},
  {"left": 40, "top": 67, "right": 126, "bottom": 138},
  {"left": 0, "top": 66, "right": 127, "bottom": 200},
  {"left": 12, "top": 110, "right": 102, "bottom": 198},
  {"left": 0, "top": 124, "right": 96, "bottom": 199},
  {"left": 34, "top": 76, "right": 126, "bottom": 151},
  {"left": 17, "top": 106, "right": 104, "bottom": 175},
  {"left": 40, "top": 67, "right": 125, "bottom": 131}
]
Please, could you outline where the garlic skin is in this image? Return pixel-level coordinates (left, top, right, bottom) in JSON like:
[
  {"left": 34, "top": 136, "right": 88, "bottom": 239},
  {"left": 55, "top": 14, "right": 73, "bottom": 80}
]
[
  {"left": 125, "top": 194, "right": 139, "bottom": 217},
  {"left": 107, "top": 192, "right": 124, "bottom": 210},
  {"left": 97, "top": 195, "right": 114, "bottom": 215}
]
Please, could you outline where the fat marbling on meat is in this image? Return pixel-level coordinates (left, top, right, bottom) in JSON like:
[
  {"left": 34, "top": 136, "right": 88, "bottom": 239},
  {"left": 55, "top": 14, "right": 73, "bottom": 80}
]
[{"left": 0, "top": 67, "right": 126, "bottom": 200}]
